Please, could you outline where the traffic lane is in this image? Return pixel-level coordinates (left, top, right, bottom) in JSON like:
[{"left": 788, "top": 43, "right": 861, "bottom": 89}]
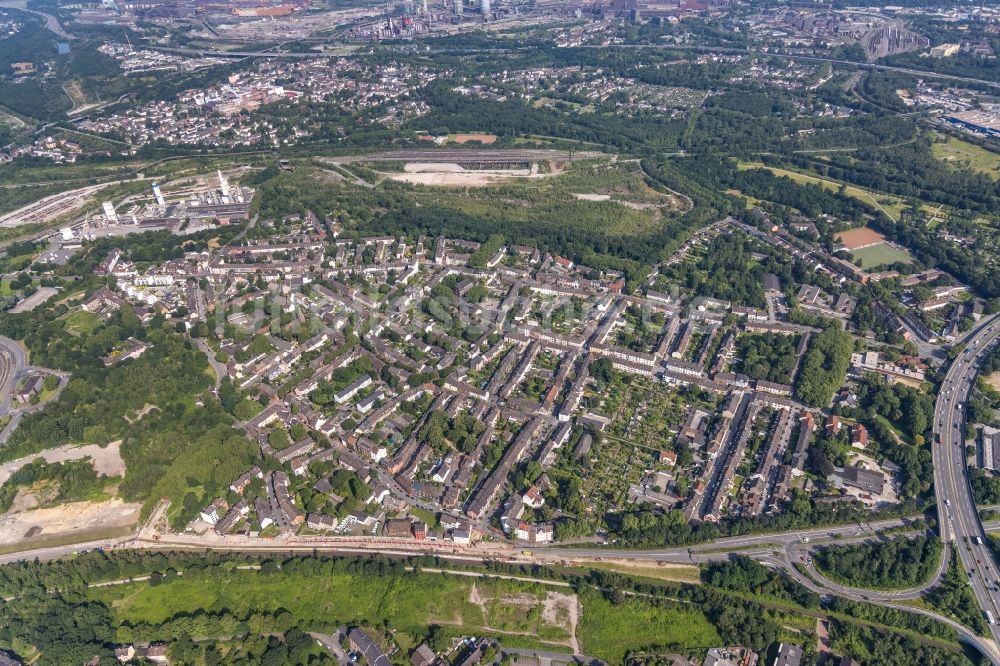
[
  {"left": 933, "top": 319, "right": 1000, "bottom": 633},
  {"left": 0, "top": 336, "right": 28, "bottom": 413}
]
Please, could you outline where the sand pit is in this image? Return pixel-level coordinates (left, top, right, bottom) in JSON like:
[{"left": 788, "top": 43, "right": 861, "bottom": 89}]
[
  {"left": 452, "top": 134, "right": 497, "bottom": 144},
  {"left": 0, "top": 498, "right": 140, "bottom": 546},
  {"left": 388, "top": 163, "right": 533, "bottom": 187}
]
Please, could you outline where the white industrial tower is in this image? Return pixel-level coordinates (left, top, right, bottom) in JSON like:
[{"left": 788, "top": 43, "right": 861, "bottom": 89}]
[
  {"left": 101, "top": 201, "right": 117, "bottom": 223},
  {"left": 218, "top": 169, "right": 230, "bottom": 198},
  {"left": 151, "top": 182, "right": 165, "bottom": 208}
]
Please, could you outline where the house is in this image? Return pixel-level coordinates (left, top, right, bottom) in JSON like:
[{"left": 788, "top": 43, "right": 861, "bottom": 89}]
[
  {"left": 658, "top": 450, "right": 677, "bottom": 465},
  {"left": 431, "top": 457, "right": 454, "bottom": 483},
  {"left": 15, "top": 375, "right": 42, "bottom": 403},
  {"left": 230, "top": 466, "right": 262, "bottom": 494},
  {"left": 411, "top": 644, "right": 437, "bottom": 666},
  {"left": 773, "top": 643, "right": 803, "bottom": 666},
  {"left": 349, "top": 628, "right": 391, "bottom": 666},
  {"left": 851, "top": 423, "right": 868, "bottom": 448},
  {"left": 451, "top": 528, "right": 472, "bottom": 545},
  {"left": 199, "top": 498, "right": 228, "bottom": 525},
  {"left": 114, "top": 646, "right": 136, "bottom": 663},
  {"left": 789, "top": 220, "right": 818, "bottom": 238},
  {"left": 136, "top": 644, "right": 169, "bottom": 664},
  {"left": 413, "top": 520, "right": 427, "bottom": 539},
  {"left": 825, "top": 415, "right": 842, "bottom": 435},
  {"left": 102, "top": 338, "right": 151, "bottom": 366},
  {"left": 840, "top": 465, "right": 886, "bottom": 495},
  {"left": 523, "top": 485, "right": 545, "bottom": 509},
  {"left": 553, "top": 256, "right": 574, "bottom": 271},
  {"left": 515, "top": 521, "right": 554, "bottom": 543},
  {"left": 215, "top": 499, "right": 249, "bottom": 535},
  {"left": 335, "top": 375, "right": 373, "bottom": 404},
  {"left": 982, "top": 427, "right": 1000, "bottom": 471},
  {"left": 535, "top": 522, "right": 554, "bottom": 543},
  {"left": 254, "top": 497, "right": 274, "bottom": 529},
  {"left": 81, "top": 286, "right": 125, "bottom": 313},
  {"left": 385, "top": 518, "right": 413, "bottom": 537},
  {"left": 704, "top": 647, "right": 758, "bottom": 666},
  {"left": 306, "top": 513, "right": 338, "bottom": 531},
  {"left": 454, "top": 639, "right": 498, "bottom": 666}
]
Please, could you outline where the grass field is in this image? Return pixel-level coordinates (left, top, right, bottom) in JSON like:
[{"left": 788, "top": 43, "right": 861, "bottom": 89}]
[
  {"left": 91, "top": 569, "right": 481, "bottom": 631},
  {"left": 402, "top": 160, "right": 681, "bottom": 238},
  {"left": 738, "top": 162, "right": 915, "bottom": 221},
  {"left": 931, "top": 135, "right": 1000, "bottom": 181},
  {"left": 585, "top": 561, "right": 703, "bottom": 584},
  {"left": 63, "top": 309, "right": 102, "bottom": 335},
  {"left": 850, "top": 242, "right": 912, "bottom": 268},
  {"left": 576, "top": 587, "right": 720, "bottom": 663},
  {"left": 87, "top": 567, "right": 727, "bottom": 659},
  {"left": 90, "top": 569, "right": 579, "bottom": 651},
  {"left": 0, "top": 524, "right": 134, "bottom": 556}
]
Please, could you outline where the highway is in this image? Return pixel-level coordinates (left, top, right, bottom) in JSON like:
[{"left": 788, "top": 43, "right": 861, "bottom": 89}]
[
  {"left": 933, "top": 315, "right": 1000, "bottom": 660},
  {"left": 0, "top": 336, "right": 28, "bottom": 419},
  {"left": 148, "top": 42, "right": 1000, "bottom": 90}
]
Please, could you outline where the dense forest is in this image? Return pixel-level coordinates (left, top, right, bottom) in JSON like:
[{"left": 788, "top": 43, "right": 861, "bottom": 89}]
[
  {"left": 795, "top": 326, "right": 854, "bottom": 408},
  {"left": 813, "top": 535, "right": 942, "bottom": 590}
]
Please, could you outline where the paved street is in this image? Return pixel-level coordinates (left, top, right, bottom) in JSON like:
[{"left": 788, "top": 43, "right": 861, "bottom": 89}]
[{"left": 933, "top": 315, "right": 1000, "bottom": 661}]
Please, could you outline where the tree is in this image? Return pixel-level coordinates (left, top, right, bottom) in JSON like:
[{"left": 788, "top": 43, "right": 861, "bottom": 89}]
[
  {"left": 795, "top": 327, "right": 853, "bottom": 407},
  {"left": 591, "top": 357, "right": 614, "bottom": 384}
]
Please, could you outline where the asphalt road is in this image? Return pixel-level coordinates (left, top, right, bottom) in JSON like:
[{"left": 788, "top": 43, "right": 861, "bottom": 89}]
[
  {"left": 934, "top": 315, "right": 1000, "bottom": 660},
  {"left": 151, "top": 42, "right": 1000, "bottom": 90},
  {"left": 0, "top": 336, "right": 28, "bottom": 418}
]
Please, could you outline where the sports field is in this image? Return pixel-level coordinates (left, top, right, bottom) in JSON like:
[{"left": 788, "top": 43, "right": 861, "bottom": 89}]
[{"left": 850, "top": 242, "right": 912, "bottom": 268}]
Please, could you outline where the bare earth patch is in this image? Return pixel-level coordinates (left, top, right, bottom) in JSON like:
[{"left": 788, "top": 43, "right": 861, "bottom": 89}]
[
  {"left": 0, "top": 498, "right": 140, "bottom": 547},
  {"left": 586, "top": 559, "right": 702, "bottom": 583},
  {"left": 985, "top": 372, "right": 1000, "bottom": 392},
  {"left": 452, "top": 134, "right": 497, "bottom": 144},
  {"left": 0, "top": 441, "right": 126, "bottom": 486},
  {"left": 123, "top": 404, "right": 160, "bottom": 424},
  {"left": 384, "top": 162, "right": 548, "bottom": 187},
  {"left": 467, "top": 583, "right": 578, "bottom": 650},
  {"left": 542, "top": 591, "right": 580, "bottom": 653},
  {"left": 835, "top": 226, "right": 886, "bottom": 250}
]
